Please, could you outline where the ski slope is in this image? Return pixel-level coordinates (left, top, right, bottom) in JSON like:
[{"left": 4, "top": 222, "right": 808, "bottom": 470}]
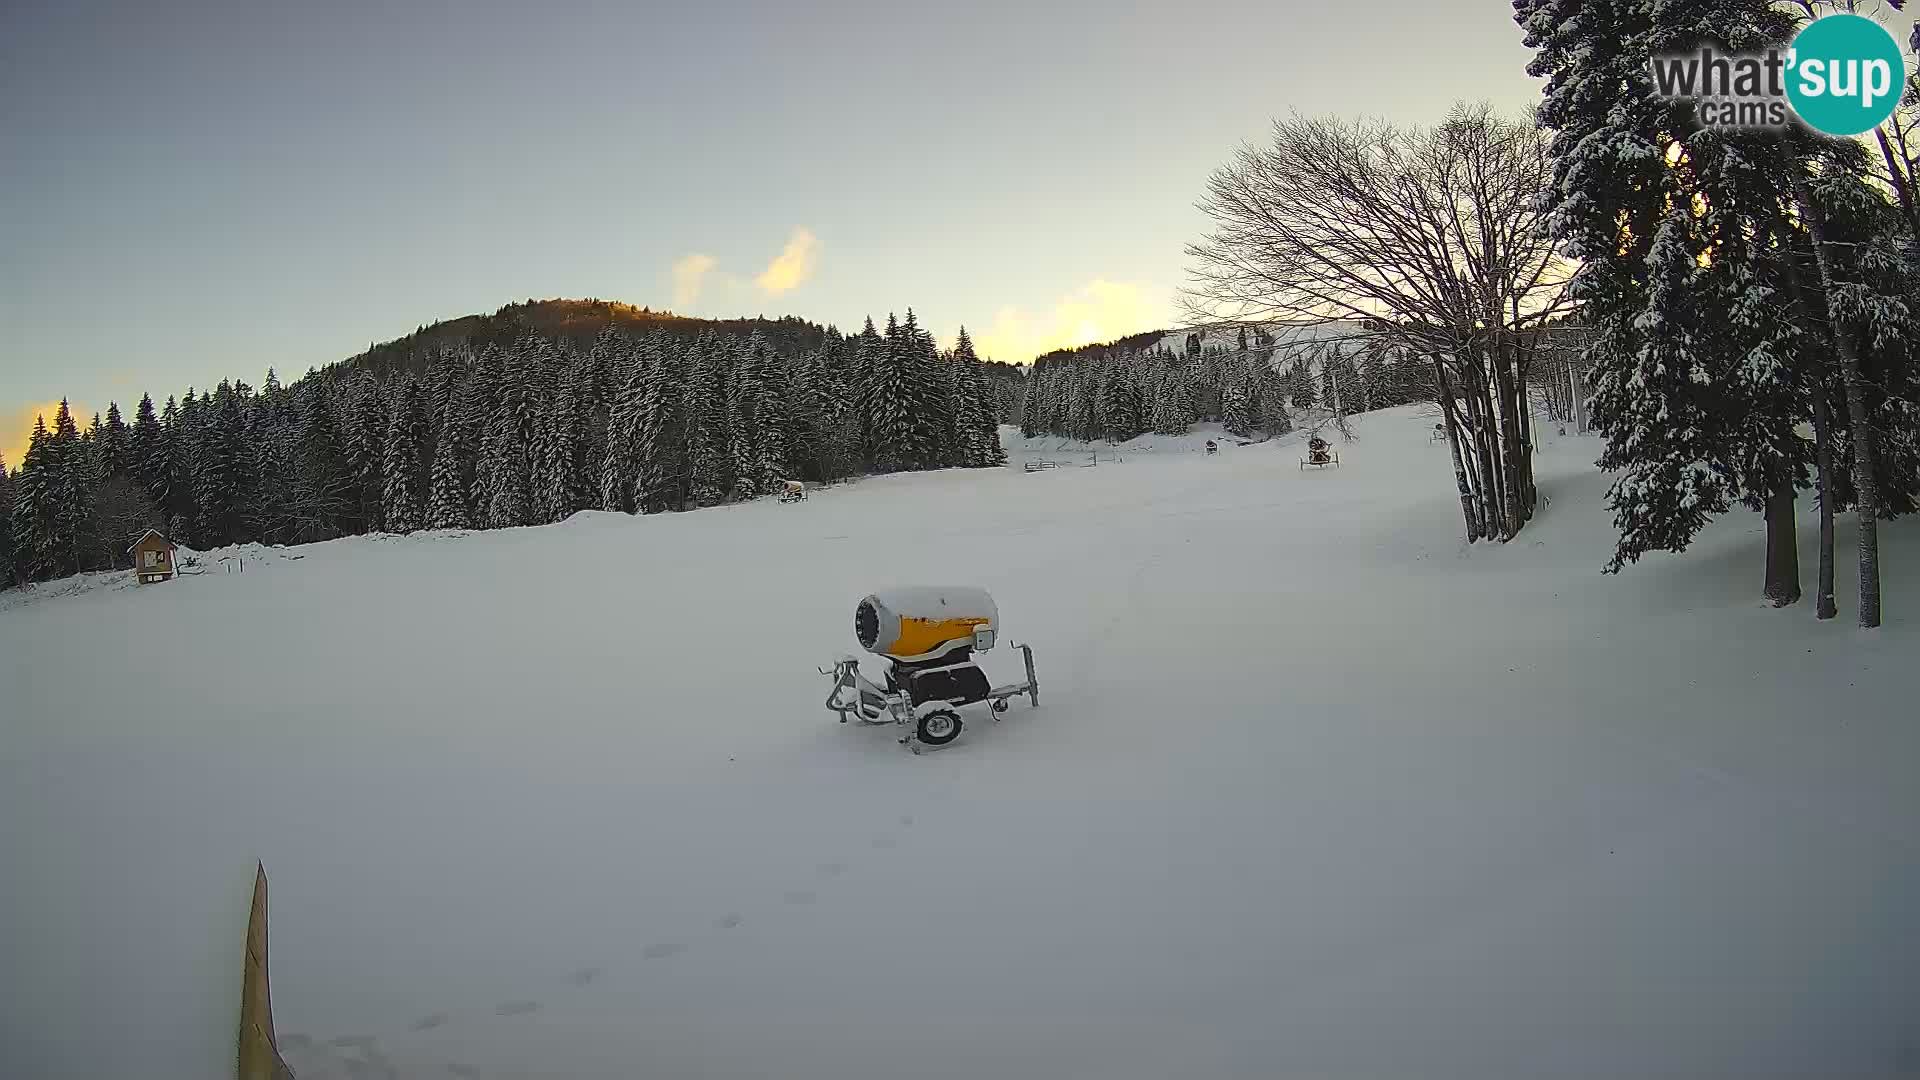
[
  {"left": 4, "top": 406, "right": 1917, "bottom": 1080},
  {"left": 1151, "top": 318, "right": 1379, "bottom": 361}
]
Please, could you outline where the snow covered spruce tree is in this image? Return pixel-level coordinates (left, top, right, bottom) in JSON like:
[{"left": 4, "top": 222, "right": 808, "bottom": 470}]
[
  {"left": 0, "top": 452, "right": 16, "bottom": 588},
  {"left": 1221, "top": 354, "right": 1259, "bottom": 438},
  {"left": 344, "top": 371, "right": 386, "bottom": 534},
  {"left": 295, "top": 379, "right": 354, "bottom": 542},
  {"left": 1257, "top": 364, "right": 1293, "bottom": 438},
  {"left": 782, "top": 347, "right": 826, "bottom": 480},
  {"left": 190, "top": 381, "right": 249, "bottom": 546},
  {"left": 381, "top": 378, "right": 428, "bottom": 533},
  {"left": 632, "top": 334, "right": 691, "bottom": 512},
  {"left": 165, "top": 390, "right": 204, "bottom": 543},
  {"left": 684, "top": 335, "right": 734, "bottom": 506},
  {"left": 129, "top": 393, "right": 167, "bottom": 513},
  {"left": 851, "top": 316, "right": 884, "bottom": 465},
  {"left": 35, "top": 401, "right": 90, "bottom": 575},
  {"left": 897, "top": 310, "right": 947, "bottom": 469},
  {"left": 529, "top": 374, "right": 583, "bottom": 525},
  {"left": 952, "top": 327, "right": 1006, "bottom": 465},
  {"left": 867, "top": 314, "right": 919, "bottom": 473},
  {"left": 152, "top": 395, "right": 189, "bottom": 536},
  {"left": 94, "top": 402, "right": 128, "bottom": 484},
  {"left": 570, "top": 337, "right": 611, "bottom": 505},
  {"left": 1099, "top": 354, "right": 1143, "bottom": 443},
  {"left": 600, "top": 335, "right": 646, "bottom": 514},
  {"left": 246, "top": 373, "right": 298, "bottom": 544},
  {"left": 477, "top": 350, "right": 536, "bottom": 529},
  {"left": 1522, "top": 0, "right": 1763, "bottom": 586},
  {"left": 425, "top": 407, "right": 472, "bottom": 531},
  {"left": 1519, "top": 0, "right": 1917, "bottom": 620},
  {"left": 1019, "top": 363, "right": 1049, "bottom": 439},
  {"left": 1149, "top": 360, "right": 1193, "bottom": 437},
  {"left": 9, "top": 418, "right": 55, "bottom": 579},
  {"left": 724, "top": 332, "right": 788, "bottom": 498},
  {"left": 806, "top": 339, "right": 864, "bottom": 481}
]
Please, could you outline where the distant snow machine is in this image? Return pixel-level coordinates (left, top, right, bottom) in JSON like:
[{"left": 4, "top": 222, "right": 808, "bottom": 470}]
[
  {"left": 1301, "top": 436, "right": 1340, "bottom": 470},
  {"left": 820, "top": 587, "right": 1039, "bottom": 753},
  {"left": 1205, "top": 440, "right": 1218, "bottom": 456},
  {"left": 778, "top": 479, "right": 806, "bottom": 503}
]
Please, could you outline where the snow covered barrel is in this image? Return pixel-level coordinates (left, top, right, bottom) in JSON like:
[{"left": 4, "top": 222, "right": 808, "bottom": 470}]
[{"left": 855, "top": 586, "right": 999, "bottom": 660}]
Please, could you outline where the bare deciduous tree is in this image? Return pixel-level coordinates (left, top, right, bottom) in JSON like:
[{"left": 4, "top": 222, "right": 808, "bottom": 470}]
[
  {"left": 1871, "top": 74, "right": 1920, "bottom": 236},
  {"left": 88, "top": 475, "right": 164, "bottom": 570},
  {"left": 1184, "top": 103, "right": 1573, "bottom": 541}
]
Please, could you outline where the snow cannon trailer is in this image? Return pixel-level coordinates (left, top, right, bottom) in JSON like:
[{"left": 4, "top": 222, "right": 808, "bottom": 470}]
[{"left": 821, "top": 586, "right": 1039, "bottom": 753}]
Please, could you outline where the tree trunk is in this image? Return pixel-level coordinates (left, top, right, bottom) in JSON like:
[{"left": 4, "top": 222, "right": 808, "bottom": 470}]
[
  {"left": 1465, "top": 361, "right": 1508, "bottom": 539},
  {"left": 1812, "top": 390, "right": 1838, "bottom": 621},
  {"left": 1434, "top": 359, "right": 1483, "bottom": 542},
  {"left": 1502, "top": 336, "right": 1537, "bottom": 522},
  {"left": 1515, "top": 374, "right": 1538, "bottom": 517},
  {"left": 1489, "top": 334, "right": 1526, "bottom": 534},
  {"left": 1457, "top": 384, "right": 1491, "bottom": 528},
  {"left": 1792, "top": 171, "right": 1884, "bottom": 628},
  {"left": 1568, "top": 356, "right": 1586, "bottom": 433},
  {"left": 1763, "top": 483, "right": 1801, "bottom": 607}
]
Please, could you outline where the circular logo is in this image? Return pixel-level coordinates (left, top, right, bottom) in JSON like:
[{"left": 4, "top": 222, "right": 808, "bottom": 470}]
[{"left": 1786, "top": 13, "right": 1907, "bottom": 136}]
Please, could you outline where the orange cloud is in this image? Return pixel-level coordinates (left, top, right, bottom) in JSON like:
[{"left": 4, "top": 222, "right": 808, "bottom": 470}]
[
  {"left": 755, "top": 227, "right": 817, "bottom": 295},
  {"left": 2, "top": 400, "right": 83, "bottom": 468},
  {"left": 671, "top": 253, "right": 717, "bottom": 311},
  {"left": 970, "top": 279, "right": 1166, "bottom": 364}
]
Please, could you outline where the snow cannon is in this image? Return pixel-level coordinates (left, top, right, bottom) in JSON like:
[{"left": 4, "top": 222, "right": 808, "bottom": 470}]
[
  {"left": 855, "top": 586, "right": 999, "bottom": 661},
  {"left": 823, "top": 586, "right": 1040, "bottom": 753}
]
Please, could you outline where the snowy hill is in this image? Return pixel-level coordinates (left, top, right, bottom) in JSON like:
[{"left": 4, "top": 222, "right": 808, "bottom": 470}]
[
  {"left": 4, "top": 406, "right": 1915, "bottom": 1080},
  {"left": 1150, "top": 317, "right": 1380, "bottom": 359}
]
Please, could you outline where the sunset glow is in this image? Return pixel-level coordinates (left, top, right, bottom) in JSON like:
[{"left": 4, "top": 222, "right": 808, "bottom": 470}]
[
  {"left": 969, "top": 279, "right": 1165, "bottom": 364},
  {"left": 2, "top": 401, "right": 75, "bottom": 467}
]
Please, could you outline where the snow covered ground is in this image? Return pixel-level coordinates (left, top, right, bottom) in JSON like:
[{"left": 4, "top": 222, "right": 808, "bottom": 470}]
[
  {"left": 1150, "top": 318, "right": 1377, "bottom": 359},
  {"left": 4, "top": 406, "right": 1917, "bottom": 1080}
]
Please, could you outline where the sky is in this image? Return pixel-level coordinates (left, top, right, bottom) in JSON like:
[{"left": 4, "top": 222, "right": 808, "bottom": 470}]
[{"left": 0, "top": 0, "right": 1545, "bottom": 464}]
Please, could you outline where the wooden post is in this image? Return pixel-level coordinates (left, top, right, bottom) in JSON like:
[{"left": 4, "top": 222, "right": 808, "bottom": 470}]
[{"left": 238, "top": 863, "right": 294, "bottom": 1080}]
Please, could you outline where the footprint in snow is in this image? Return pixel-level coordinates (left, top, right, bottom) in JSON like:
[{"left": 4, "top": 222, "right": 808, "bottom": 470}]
[
  {"left": 872, "top": 835, "right": 896, "bottom": 849},
  {"left": 717, "top": 913, "right": 743, "bottom": 929},
  {"left": 494, "top": 1000, "right": 540, "bottom": 1016},
  {"left": 899, "top": 814, "right": 914, "bottom": 827},
  {"left": 642, "top": 942, "right": 687, "bottom": 960},
  {"left": 280, "top": 1033, "right": 313, "bottom": 1050},
  {"left": 328, "top": 1035, "right": 373, "bottom": 1049},
  {"left": 409, "top": 1013, "right": 449, "bottom": 1031},
  {"left": 783, "top": 890, "right": 817, "bottom": 905},
  {"left": 445, "top": 1065, "right": 481, "bottom": 1079},
  {"left": 818, "top": 861, "right": 846, "bottom": 877}
]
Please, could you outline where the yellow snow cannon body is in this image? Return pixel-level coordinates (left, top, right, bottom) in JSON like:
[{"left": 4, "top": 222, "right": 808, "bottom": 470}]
[
  {"left": 855, "top": 586, "right": 999, "bottom": 661},
  {"left": 824, "top": 586, "right": 1040, "bottom": 753}
]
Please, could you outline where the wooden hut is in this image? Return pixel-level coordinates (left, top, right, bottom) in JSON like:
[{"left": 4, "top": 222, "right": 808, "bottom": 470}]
[{"left": 129, "top": 529, "right": 177, "bottom": 584}]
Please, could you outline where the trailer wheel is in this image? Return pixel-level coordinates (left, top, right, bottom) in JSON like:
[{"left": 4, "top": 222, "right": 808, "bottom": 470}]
[
  {"left": 916, "top": 709, "right": 963, "bottom": 746},
  {"left": 991, "top": 698, "right": 1009, "bottom": 714}
]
